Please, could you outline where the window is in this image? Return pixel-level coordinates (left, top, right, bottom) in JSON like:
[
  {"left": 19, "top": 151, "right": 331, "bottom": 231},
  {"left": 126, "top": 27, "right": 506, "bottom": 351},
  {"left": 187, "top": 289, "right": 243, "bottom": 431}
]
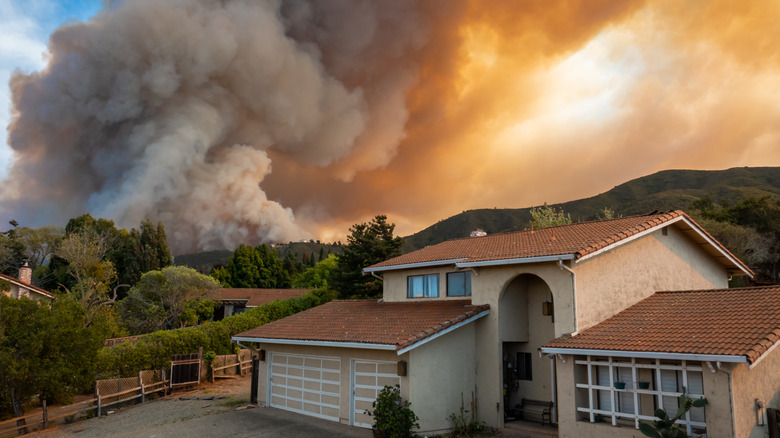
[
  {"left": 447, "top": 272, "right": 471, "bottom": 296},
  {"left": 517, "top": 352, "right": 532, "bottom": 380},
  {"left": 407, "top": 274, "right": 439, "bottom": 298},
  {"left": 575, "top": 357, "right": 707, "bottom": 435}
]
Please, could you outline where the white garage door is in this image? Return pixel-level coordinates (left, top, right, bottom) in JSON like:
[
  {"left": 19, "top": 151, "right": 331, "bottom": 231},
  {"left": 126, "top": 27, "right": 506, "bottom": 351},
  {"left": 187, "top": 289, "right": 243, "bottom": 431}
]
[
  {"left": 351, "top": 360, "right": 401, "bottom": 428},
  {"left": 269, "top": 353, "right": 341, "bottom": 421}
]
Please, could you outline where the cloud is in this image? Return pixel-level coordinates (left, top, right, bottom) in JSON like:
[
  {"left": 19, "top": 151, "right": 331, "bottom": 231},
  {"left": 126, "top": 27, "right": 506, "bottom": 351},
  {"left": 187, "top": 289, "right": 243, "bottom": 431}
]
[{"left": 4, "top": 0, "right": 780, "bottom": 250}]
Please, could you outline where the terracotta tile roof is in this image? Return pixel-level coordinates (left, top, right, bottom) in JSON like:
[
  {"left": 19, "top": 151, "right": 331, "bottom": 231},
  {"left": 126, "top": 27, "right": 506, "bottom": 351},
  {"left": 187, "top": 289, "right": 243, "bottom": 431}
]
[
  {"left": 367, "top": 211, "right": 751, "bottom": 276},
  {"left": 219, "top": 288, "right": 311, "bottom": 307},
  {"left": 543, "top": 286, "right": 780, "bottom": 363},
  {"left": 0, "top": 273, "right": 55, "bottom": 299},
  {"left": 233, "top": 299, "right": 490, "bottom": 351}
]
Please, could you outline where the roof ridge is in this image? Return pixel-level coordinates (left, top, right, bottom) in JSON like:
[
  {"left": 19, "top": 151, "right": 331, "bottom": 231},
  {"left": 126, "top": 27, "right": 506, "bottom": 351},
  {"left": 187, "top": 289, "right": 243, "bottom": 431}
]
[{"left": 655, "top": 285, "right": 780, "bottom": 294}]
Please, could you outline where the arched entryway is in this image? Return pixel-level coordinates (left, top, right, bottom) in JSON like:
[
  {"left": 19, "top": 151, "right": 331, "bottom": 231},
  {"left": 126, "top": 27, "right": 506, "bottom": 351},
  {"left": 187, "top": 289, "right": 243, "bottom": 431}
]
[{"left": 499, "top": 273, "right": 556, "bottom": 420}]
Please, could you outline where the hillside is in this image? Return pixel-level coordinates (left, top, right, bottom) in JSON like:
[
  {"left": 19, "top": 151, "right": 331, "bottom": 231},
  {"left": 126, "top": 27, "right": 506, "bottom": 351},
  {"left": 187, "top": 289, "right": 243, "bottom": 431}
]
[{"left": 402, "top": 167, "right": 780, "bottom": 251}]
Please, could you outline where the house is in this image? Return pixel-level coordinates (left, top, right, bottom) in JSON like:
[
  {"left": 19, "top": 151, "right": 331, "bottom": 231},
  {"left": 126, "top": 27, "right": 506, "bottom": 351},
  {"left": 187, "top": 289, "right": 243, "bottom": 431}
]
[
  {"left": 232, "top": 211, "right": 754, "bottom": 434},
  {"left": 214, "top": 288, "right": 311, "bottom": 320},
  {"left": 540, "top": 286, "right": 780, "bottom": 438},
  {"left": 0, "top": 262, "right": 54, "bottom": 303}
]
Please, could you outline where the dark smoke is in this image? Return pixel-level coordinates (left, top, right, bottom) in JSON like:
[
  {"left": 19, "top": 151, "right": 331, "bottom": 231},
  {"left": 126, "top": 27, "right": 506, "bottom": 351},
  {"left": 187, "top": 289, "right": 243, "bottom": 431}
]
[{"left": 2, "top": 0, "right": 433, "bottom": 253}]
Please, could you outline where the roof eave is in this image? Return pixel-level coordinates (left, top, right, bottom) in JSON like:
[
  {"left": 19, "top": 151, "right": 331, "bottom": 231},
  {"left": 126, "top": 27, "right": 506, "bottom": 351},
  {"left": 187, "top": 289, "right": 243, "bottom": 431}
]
[
  {"left": 540, "top": 347, "right": 748, "bottom": 363},
  {"left": 230, "top": 337, "right": 397, "bottom": 351},
  {"left": 574, "top": 214, "right": 754, "bottom": 278},
  {"left": 396, "top": 309, "right": 490, "bottom": 355},
  {"left": 455, "top": 254, "right": 575, "bottom": 268},
  {"left": 364, "top": 258, "right": 467, "bottom": 273}
]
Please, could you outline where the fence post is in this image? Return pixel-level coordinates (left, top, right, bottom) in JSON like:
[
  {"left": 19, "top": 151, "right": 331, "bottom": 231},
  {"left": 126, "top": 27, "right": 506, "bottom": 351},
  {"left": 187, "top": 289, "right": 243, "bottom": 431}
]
[
  {"left": 139, "top": 371, "right": 146, "bottom": 403},
  {"left": 42, "top": 399, "right": 48, "bottom": 430},
  {"left": 96, "top": 384, "right": 101, "bottom": 417},
  {"left": 236, "top": 352, "right": 241, "bottom": 375}
]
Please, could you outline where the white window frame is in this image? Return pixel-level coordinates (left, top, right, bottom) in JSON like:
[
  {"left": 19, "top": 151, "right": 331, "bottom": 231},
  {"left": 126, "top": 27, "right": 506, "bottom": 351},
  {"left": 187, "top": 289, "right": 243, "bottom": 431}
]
[
  {"left": 575, "top": 356, "right": 707, "bottom": 435},
  {"left": 407, "top": 274, "right": 439, "bottom": 298}
]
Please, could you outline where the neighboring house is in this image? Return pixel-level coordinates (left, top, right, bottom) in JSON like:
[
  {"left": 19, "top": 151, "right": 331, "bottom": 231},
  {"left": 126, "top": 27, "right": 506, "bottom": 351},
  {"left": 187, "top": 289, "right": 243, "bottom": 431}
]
[
  {"left": 214, "top": 288, "right": 311, "bottom": 320},
  {"left": 232, "top": 211, "right": 754, "bottom": 435},
  {"left": 541, "top": 286, "right": 780, "bottom": 438},
  {"left": 0, "top": 263, "right": 54, "bottom": 303}
]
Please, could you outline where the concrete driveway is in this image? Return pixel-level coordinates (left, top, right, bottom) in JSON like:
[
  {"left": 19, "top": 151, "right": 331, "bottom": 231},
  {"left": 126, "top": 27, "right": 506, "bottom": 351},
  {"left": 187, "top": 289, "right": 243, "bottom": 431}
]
[{"left": 32, "top": 377, "right": 371, "bottom": 438}]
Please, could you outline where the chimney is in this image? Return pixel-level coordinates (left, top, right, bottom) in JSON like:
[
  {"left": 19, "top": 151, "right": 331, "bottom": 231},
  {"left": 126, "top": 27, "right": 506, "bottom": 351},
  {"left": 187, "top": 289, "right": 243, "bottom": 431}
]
[{"left": 19, "top": 261, "right": 32, "bottom": 284}]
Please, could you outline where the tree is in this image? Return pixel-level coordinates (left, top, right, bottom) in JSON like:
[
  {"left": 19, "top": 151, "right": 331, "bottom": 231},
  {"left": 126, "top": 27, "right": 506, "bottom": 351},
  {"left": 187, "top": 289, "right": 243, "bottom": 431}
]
[
  {"left": 293, "top": 254, "right": 338, "bottom": 289},
  {"left": 529, "top": 203, "right": 572, "bottom": 229},
  {"left": 0, "top": 295, "right": 106, "bottom": 425},
  {"left": 211, "top": 244, "right": 288, "bottom": 288},
  {"left": 119, "top": 266, "right": 220, "bottom": 333},
  {"left": 55, "top": 229, "right": 119, "bottom": 326},
  {"left": 333, "top": 215, "right": 404, "bottom": 299}
]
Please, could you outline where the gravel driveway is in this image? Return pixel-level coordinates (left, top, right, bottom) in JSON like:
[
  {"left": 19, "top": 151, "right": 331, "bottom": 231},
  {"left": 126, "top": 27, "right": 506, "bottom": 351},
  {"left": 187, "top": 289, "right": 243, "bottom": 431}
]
[{"left": 32, "top": 376, "right": 371, "bottom": 438}]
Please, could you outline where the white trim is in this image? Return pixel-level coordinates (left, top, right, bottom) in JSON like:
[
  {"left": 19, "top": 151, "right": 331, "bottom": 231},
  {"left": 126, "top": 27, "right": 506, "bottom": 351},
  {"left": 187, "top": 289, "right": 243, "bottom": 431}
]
[
  {"left": 363, "top": 259, "right": 466, "bottom": 273},
  {"left": 350, "top": 359, "right": 401, "bottom": 428},
  {"left": 455, "top": 254, "right": 576, "bottom": 268},
  {"left": 679, "top": 216, "right": 754, "bottom": 277},
  {"left": 576, "top": 216, "right": 685, "bottom": 263},
  {"left": 748, "top": 338, "right": 780, "bottom": 369},
  {"left": 540, "top": 347, "right": 747, "bottom": 363},
  {"left": 231, "top": 337, "right": 396, "bottom": 351},
  {"left": 575, "top": 215, "right": 753, "bottom": 277},
  {"left": 396, "top": 309, "right": 490, "bottom": 355}
]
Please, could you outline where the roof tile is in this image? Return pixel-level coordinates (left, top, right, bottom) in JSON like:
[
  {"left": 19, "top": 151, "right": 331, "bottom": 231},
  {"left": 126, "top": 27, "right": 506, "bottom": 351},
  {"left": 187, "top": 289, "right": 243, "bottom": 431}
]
[
  {"left": 234, "top": 299, "right": 490, "bottom": 351},
  {"left": 544, "top": 286, "right": 780, "bottom": 363}
]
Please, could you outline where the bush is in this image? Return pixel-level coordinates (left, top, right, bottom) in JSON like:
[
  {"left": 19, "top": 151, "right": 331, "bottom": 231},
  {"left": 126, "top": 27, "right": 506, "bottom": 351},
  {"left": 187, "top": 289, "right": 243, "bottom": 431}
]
[
  {"left": 367, "top": 385, "right": 419, "bottom": 438},
  {"left": 639, "top": 387, "right": 708, "bottom": 438},
  {"left": 96, "top": 289, "right": 336, "bottom": 377}
]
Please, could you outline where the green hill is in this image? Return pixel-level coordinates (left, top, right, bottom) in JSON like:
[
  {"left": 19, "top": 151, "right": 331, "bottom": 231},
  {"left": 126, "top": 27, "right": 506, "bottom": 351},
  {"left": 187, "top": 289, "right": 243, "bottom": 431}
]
[{"left": 402, "top": 167, "right": 780, "bottom": 251}]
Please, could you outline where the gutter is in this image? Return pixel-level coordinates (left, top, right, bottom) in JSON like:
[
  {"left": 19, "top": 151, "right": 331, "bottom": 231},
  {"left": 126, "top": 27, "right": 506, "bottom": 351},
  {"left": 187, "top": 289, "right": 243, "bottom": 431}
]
[
  {"left": 231, "top": 337, "right": 397, "bottom": 351},
  {"left": 557, "top": 259, "right": 578, "bottom": 335},
  {"left": 539, "top": 347, "right": 748, "bottom": 363}
]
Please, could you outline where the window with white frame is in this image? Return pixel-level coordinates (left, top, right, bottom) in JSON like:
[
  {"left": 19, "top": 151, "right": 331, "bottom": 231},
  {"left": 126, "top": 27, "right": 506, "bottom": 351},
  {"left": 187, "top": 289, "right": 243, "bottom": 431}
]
[
  {"left": 447, "top": 272, "right": 471, "bottom": 297},
  {"left": 407, "top": 274, "right": 439, "bottom": 298},
  {"left": 574, "top": 356, "right": 707, "bottom": 436}
]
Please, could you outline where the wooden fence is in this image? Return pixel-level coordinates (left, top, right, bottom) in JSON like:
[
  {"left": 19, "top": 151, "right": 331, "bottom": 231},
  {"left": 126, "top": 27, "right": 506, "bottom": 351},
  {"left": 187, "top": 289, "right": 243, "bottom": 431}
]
[
  {"left": 96, "top": 369, "right": 169, "bottom": 416},
  {"left": 210, "top": 350, "right": 252, "bottom": 382},
  {"left": 0, "top": 370, "right": 168, "bottom": 436}
]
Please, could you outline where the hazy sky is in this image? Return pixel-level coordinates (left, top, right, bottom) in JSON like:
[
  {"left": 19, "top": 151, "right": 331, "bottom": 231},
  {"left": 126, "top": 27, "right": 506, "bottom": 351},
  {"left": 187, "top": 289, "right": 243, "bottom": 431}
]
[{"left": 2, "top": 0, "right": 780, "bottom": 253}]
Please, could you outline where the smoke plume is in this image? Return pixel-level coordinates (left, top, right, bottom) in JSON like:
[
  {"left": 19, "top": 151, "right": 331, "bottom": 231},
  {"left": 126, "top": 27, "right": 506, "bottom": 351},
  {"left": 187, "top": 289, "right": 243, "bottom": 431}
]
[
  {"left": 3, "top": 0, "right": 431, "bottom": 252},
  {"left": 5, "top": 0, "right": 780, "bottom": 252}
]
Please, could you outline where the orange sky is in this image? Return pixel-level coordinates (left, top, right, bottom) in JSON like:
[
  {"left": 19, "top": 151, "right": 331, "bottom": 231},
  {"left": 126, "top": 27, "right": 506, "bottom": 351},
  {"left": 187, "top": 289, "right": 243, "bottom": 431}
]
[
  {"left": 3, "top": 0, "right": 780, "bottom": 252},
  {"left": 265, "top": 0, "right": 780, "bottom": 241}
]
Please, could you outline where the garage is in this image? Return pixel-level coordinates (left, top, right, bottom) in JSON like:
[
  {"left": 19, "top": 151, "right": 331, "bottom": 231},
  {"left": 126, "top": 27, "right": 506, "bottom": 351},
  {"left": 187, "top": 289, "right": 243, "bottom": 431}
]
[
  {"left": 350, "top": 360, "right": 401, "bottom": 428},
  {"left": 268, "top": 353, "right": 341, "bottom": 421}
]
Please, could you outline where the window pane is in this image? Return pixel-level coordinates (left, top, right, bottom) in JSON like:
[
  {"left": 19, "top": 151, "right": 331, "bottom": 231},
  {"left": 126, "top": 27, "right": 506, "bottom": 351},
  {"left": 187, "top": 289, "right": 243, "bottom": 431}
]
[
  {"left": 660, "top": 370, "right": 679, "bottom": 414},
  {"left": 408, "top": 274, "right": 439, "bottom": 298},
  {"left": 408, "top": 276, "right": 424, "bottom": 298},
  {"left": 687, "top": 372, "right": 705, "bottom": 423},
  {"left": 447, "top": 272, "right": 471, "bottom": 296},
  {"left": 597, "top": 366, "right": 612, "bottom": 411},
  {"left": 425, "top": 274, "right": 439, "bottom": 297},
  {"left": 617, "top": 367, "right": 635, "bottom": 414}
]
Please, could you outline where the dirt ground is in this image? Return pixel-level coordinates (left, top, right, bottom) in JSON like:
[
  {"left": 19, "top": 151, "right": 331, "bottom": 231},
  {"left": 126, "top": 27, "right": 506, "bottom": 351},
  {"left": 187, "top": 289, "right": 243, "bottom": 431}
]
[
  {"left": 29, "top": 376, "right": 371, "bottom": 438},
  {"left": 21, "top": 376, "right": 553, "bottom": 438}
]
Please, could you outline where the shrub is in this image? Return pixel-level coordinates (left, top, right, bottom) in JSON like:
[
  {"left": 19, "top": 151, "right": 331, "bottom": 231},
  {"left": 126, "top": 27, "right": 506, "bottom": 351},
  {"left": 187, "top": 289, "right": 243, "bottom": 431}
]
[
  {"left": 96, "top": 289, "right": 336, "bottom": 377},
  {"left": 367, "top": 385, "right": 419, "bottom": 438},
  {"left": 448, "top": 392, "right": 485, "bottom": 437},
  {"left": 638, "top": 387, "right": 708, "bottom": 438}
]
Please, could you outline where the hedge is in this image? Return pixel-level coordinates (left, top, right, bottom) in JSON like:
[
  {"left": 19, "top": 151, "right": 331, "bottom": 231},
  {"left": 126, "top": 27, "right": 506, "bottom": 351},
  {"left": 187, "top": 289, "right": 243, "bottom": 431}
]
[{"left": 96, "top": 289, "right": 336, "bottom": 377}]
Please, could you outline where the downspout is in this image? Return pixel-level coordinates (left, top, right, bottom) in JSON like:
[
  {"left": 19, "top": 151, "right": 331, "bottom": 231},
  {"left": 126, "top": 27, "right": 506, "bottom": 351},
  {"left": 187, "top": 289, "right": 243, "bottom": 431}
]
[
  {"left": 369, "top": 271, "right": 383, "bottom": 281},
  {"left": 557, "top": 259, "right": 578, "bottom": 335}
]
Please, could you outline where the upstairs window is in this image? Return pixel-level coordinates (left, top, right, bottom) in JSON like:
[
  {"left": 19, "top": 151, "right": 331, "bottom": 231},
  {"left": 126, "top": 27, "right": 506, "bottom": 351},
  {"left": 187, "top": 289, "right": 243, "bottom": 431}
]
[
  {"left": 407, "top": 274, "right": 439, "bottom": 298},
  {"left": 447, "top": 272, "right": 471, "bottom": 297}
]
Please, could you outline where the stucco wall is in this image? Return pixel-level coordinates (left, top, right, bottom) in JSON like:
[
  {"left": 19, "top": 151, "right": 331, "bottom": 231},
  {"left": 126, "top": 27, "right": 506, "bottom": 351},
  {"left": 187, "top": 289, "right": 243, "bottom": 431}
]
[
  {"left": 554, "top": 357, "right": 734, "bottom": 438},
  {"left": 409, "top": 322, "right": 478, "bottom": 434},
  {"left": 254, "top": 343, "right": 409, "bottom": 426},
  {"left": 731, "top": 350, "right": 780, "bottom": 438},
  {"left": 381, "top": 266, "right": 476, "bottom": 303},
  {"left": 572, "top": 227, "right": 729, "bottom": 332}
]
